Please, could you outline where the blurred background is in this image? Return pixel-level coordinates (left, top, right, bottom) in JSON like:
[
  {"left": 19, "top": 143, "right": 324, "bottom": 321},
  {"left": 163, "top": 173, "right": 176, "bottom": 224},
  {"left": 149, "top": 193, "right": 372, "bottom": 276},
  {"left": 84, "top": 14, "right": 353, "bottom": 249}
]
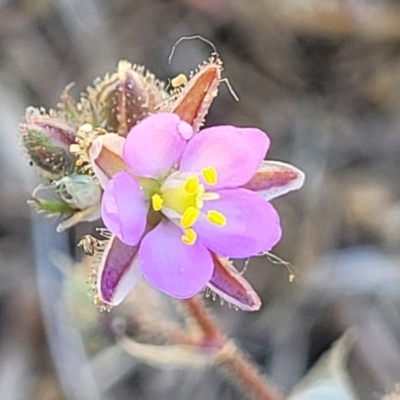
[{"left": 2, "top": 0, "right": 400, "bottom": 399}]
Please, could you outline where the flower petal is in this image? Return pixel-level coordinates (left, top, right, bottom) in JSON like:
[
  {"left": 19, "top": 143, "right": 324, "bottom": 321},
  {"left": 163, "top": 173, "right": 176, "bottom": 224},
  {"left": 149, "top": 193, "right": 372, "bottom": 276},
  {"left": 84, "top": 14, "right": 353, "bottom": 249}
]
[
  {"left": 208, "top": 254, "right": 261, "bottom": 311},
  {"left": 88, "top": 133, "right": 128, "bottom": 189},
  {"left": 97, "top": 235, "right": 142, "bottom": 305},
  {"left": 179, "top": 125, "right": 269, "bottom": 189},
  {"left": 139, "top": 221, "right": 214, "bottom": 298},
  {"left": 123, "top": 113, "right": 188, "bottom": 178},
  {"left": 195, "top": 188, "right": 281, "bottom": 258},
  {"left": 243, "top": 160, "right": 305, "bottom": 200},
  {"left": 102, "top": 172, "right": 147, "bottom": 246}
]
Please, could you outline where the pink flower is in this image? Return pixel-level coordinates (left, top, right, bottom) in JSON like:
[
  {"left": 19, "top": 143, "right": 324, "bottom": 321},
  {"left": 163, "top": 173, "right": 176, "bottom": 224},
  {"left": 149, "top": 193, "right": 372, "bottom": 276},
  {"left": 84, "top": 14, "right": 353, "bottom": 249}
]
[
  {"left": 89, "top": 111, "right": 304, "bottom": 310},
  {"left": 98, "top": 112, "right": 282, "bottom": 300}
]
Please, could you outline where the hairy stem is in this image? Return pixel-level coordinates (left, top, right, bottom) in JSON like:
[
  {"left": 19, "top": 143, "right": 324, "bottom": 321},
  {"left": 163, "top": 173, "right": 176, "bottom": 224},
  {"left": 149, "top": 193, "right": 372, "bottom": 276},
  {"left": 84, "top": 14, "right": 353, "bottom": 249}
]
[{"left": 183, "top": 296, "right": 283, "bottom": 400}]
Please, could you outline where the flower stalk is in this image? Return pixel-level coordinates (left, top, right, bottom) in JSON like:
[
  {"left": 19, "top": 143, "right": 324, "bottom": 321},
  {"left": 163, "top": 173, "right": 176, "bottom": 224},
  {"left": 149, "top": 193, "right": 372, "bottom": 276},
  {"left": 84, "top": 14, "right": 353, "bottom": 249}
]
[{"left": 184, "top": 296, "right": 283, "bottom": 400}]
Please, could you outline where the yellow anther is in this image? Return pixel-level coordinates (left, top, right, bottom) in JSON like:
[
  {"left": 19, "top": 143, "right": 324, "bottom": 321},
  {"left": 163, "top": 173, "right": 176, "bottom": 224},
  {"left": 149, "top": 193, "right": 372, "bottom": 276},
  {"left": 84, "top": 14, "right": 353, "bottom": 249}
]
[
  {"left": 202, "top": 167, "right": 217, "bottom": 185},
  {"left": 207, "top": 210, "right": 226, "bottom": 226},
  {"left": 152, "top": 194, "right": 164, "bottom": 211},
  {"left": 184, "top": 177, "right": 199, "bottom": 194},
  {"left": 171, "top": 73, "right": 188, "bottom": 88},
  {"left": 182, "top": 228, "right": 197, "bottom": 245},
  {"left": 69, "top": 144, "right": 80, "bottom": 153},
  {"left": 79, "top": 123, "right": 93, "bottom": 133},
  {"left": 181, "top": 207, "right": 200, "bottom": 228}
]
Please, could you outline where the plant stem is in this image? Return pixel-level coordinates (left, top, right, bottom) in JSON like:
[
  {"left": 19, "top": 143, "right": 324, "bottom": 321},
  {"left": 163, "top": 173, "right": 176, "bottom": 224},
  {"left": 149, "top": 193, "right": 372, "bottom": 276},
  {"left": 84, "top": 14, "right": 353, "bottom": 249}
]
[{"left": 183, "top": 296, "right": 283, "bottom": 400}]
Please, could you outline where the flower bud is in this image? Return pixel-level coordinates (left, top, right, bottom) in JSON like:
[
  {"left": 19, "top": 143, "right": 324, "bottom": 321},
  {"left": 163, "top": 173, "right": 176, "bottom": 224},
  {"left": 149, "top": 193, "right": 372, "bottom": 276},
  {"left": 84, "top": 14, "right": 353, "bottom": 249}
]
[
  {"left": 55, "top": 174, "right": 101, "bottom": 210},
  {"left": 20, "top": 107, "right": 77, "bottom": 179},
  {"left": 83, "top": 60, "right": 168, "bottom": 136}
]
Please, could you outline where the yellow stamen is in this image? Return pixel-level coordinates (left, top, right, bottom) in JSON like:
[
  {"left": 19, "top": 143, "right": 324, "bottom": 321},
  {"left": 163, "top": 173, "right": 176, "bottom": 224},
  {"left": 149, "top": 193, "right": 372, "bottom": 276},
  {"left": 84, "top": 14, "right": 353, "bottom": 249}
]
[
  {"left": 184, "top": 177, "right": 199, "bottom": 194},
  {"left": 69, "top": 144, "right": 80, "bottom": 153},
  {"left": 202, "top": 167, "right": 217, "bottom": 185},
  {"left": 152, "top": 194, "right": 164, "bottom": 211},
  {"left": 197, "top": 184, "right": 205, "bottom": 197},
  {"left": 182, "top": 228, "right": 197, "bottom": 245},
  {"left": 79, "top": 123, "right": 93, "bottom": 133},
  {"left": 181, "top": 206, "right": 199, "bottom": 228},
  {"left": 207, "top": 210, "right": 226, "bottom": 226},
  {"left": 171, "top": 73, "right": 188, "bottom": 88}
]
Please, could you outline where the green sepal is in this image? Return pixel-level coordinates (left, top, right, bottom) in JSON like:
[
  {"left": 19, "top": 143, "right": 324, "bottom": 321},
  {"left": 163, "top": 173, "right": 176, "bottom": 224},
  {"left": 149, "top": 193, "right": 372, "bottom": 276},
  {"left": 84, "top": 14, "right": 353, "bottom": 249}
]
[{"left": 28, "top": 197, "right": 73, "bottom": 215}]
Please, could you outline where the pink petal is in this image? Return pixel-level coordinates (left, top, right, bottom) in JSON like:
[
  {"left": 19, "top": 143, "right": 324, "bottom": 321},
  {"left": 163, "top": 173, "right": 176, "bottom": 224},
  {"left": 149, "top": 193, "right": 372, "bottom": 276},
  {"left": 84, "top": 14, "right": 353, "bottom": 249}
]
[
  {"left": 97, "top": 235, "right": 142, "bottom": 305},
  {"left": 123, "top": 113, "right": 188, "bottom": 178},
  {"left": 178, "top": 120, "right": 194, "bottom": 140},
  {"left": 139, "top": 221, "right": 214, "bottom": 298},
  {"left": 243, "top": 161, "right": 305, "bottom": 200},
  {"left": 88, "top": 134, "right": 128, "bottom": 189},
  {"left": 195, "top": 188, "right": 281, "bottom": 258},
  {"left": 208, "top": 254, "right": 261, "bottom": 311},
  {"left": 102, "top": 172, "right": 147, "bottom": 246},
  {"left": 179, "top": 125, "right": 269, "bottom": 189}
]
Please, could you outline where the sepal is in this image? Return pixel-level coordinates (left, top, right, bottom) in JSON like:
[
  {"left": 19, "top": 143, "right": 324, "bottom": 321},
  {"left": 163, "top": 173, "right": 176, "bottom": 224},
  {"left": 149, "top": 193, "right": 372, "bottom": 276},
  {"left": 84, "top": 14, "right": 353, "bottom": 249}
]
[
  {"left": 243, "top": 160, "right": 305, "bottom": 200},
  {"left": 207, "top": 254, "right": 261, "bottom": 312},
  {"left": 96, "top": 235, "right": 142, "bottom": 306}
]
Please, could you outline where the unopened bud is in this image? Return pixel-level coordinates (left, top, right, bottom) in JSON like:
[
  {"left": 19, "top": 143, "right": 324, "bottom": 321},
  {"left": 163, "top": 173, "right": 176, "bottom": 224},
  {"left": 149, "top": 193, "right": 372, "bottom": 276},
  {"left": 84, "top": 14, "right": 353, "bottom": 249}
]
[
  {"left": 54, "top": 175, "right": 101, "bottom": 210},
  {"left": 20, "top": 108, "right": 77, "bottom": 178},
  {"left": 83, "top": 60, "right": 168, "bottom": 136}
]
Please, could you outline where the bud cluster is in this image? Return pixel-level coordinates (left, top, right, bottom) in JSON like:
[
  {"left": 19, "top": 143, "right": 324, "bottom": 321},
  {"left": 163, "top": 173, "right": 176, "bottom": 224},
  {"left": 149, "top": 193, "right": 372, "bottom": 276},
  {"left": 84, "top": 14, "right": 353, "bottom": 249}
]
[{"left": 21, "top": 61, "right": 171, "bottom": 230}]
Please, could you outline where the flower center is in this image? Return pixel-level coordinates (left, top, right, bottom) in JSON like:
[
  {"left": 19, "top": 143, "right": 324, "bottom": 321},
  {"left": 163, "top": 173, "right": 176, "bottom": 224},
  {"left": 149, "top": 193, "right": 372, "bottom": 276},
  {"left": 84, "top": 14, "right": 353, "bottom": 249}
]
[{"left": 151, "top": 167, "right": 226, "bottom": 245}]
